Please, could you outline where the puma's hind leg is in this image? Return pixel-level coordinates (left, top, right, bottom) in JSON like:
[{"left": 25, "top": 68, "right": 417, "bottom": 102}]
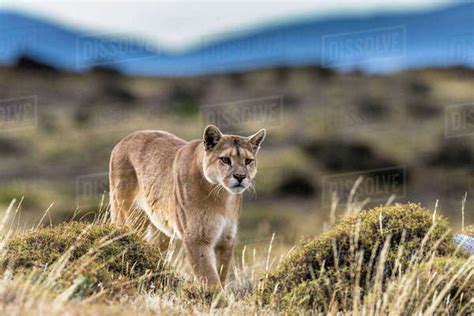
[
  {"left": 109, "top": 157, "right": 138, "bottom": 227},
  {"left": 146, "top": 223, "right": 171, "bottom": 254}
]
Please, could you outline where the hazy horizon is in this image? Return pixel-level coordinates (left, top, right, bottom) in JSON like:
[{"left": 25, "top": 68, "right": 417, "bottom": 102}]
[{"left": 0, "top": 0, "right": 455, "bottom": 52}]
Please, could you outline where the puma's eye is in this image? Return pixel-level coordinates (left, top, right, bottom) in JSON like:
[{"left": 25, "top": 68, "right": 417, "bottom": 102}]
[
  {"left": 219, "top": 157, "right": 231, "bottom": 165},
  {"left": 245, "top": 158, "right": 253, "bottom": 165}
]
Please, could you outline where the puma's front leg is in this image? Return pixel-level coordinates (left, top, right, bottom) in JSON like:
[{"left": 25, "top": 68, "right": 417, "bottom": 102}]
[
  {"left": 184, "top": 239, "right": 221, "bottom": 288},
  {"left": 215, "top": 238, "right": 235, "bottom": 285}
]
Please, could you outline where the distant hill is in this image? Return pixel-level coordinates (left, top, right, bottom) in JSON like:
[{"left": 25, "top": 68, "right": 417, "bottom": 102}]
[{"left": 0, "top": 3, "right": 473, "bottom": 76}]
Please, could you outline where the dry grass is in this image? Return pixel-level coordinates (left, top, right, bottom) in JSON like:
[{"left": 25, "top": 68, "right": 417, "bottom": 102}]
[{"left": 0, "top": 198, "right": 472, "bottom": 315}]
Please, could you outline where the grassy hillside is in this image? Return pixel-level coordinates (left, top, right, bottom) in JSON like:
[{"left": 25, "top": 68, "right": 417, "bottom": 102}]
[
  {"left": 0, "top": 202, "right": 471, "bottom": 314},
  {"left": 0, "top": 65, "right": 473, "bottom": 247}
]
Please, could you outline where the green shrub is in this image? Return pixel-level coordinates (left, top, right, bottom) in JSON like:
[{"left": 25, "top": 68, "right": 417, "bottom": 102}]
[
  {"left": 257, "top": 203, "right": 459, "bottom": 312},
  {"left": 169, "top": 86, "right": 200, "bottom": 117},
  {"left": 2, "top": 222, "right": 179, "bottom": 300}
]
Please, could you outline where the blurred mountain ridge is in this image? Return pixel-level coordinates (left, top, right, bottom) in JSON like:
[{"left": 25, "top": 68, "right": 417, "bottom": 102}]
[{"left": 0, "top": 3, "right": 473, "bottom": 76}]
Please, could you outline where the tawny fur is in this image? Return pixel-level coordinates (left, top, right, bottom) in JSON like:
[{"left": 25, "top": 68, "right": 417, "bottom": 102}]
[{"left": 109, "top": 126, "right": 265, "bottom": 288}]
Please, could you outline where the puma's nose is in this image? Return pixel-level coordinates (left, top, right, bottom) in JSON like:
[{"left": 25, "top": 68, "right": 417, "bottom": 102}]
[{"left": 233, "top": 173, "right": 246, "bottom": 182}]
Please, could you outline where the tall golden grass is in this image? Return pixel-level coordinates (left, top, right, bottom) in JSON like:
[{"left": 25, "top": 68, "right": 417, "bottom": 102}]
[{"left": 0, "top": 196, "right": 472, "bottom": 315}]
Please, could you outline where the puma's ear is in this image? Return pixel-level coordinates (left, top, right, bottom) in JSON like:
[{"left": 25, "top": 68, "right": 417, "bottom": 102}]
[
  {"left": 203, "top": 125, "right": 223, "bottom": 151},
  {"left": 248, "top": 128, "right": 266, "bottom": 152}
]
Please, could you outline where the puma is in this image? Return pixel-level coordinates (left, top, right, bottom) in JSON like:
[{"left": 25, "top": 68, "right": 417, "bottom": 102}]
[{"left": 109, "top": 125, "right": 266, "bottom": 288}]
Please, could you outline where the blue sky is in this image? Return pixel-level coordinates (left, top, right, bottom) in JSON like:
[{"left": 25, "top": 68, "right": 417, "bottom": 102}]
[{"left": 0, "top": 0, "right": 456, "bottom": 52}]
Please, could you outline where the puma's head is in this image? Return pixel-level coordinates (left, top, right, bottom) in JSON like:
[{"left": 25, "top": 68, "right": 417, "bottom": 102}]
[{"left": 202, "top": 125, "right": 266, "bottom": 194}]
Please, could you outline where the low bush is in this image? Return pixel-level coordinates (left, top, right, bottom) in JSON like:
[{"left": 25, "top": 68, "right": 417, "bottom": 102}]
[
  {"left": 303, "top": 140, "right": 397, "bottom": 172},
  {"left": 427, "top": 141, "right": 473, "bottom": 168},
  {"left": 2, "top": 222, "right": 179, "bottom": 300},
  {"left": 257, "top": 203, "right": 461, "bottom": 312},
  {"left": 276, "top": 173, "right": 316, "bottom": 198},
  {"left": 356, "top": 97, "right": 389, "bottom": 119},
  {"left": 169, "top": 86, "right": 200, "bottom": 116}
]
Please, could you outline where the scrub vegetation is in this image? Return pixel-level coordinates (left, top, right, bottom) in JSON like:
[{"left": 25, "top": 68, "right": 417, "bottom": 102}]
[{"left": 0, "top": 201, "right": 471, "bottom": 315}]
